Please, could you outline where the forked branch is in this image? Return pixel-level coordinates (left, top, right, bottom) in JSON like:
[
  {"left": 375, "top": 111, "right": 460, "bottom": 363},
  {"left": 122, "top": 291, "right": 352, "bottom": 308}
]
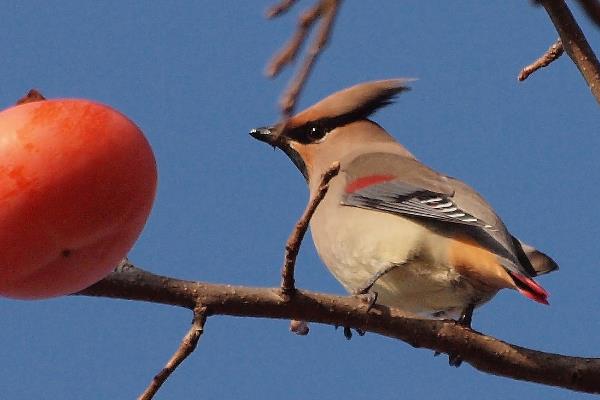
[
  {"left": 79, "top": 265, "right": 600, "bottom": 394},
  {"left": 538, "top": 0, "right": 600, "bottom": 103}
]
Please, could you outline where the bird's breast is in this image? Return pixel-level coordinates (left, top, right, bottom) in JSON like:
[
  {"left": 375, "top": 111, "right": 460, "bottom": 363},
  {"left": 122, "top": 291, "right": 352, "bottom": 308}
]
[{"left": 311, "top": 192, "right": 444, "bottom": 289}]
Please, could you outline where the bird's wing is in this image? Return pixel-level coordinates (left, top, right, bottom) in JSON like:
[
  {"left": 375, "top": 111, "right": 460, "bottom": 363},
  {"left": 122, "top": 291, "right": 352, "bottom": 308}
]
[
  {"left": 341, "top": 153, "right": 536, "bottom": 277},
  {"left": 343, "top": 180, "right": 495, "bottom": 229},
  {"left": 341, "top": 153, "right": 502, "bottom": 231}
]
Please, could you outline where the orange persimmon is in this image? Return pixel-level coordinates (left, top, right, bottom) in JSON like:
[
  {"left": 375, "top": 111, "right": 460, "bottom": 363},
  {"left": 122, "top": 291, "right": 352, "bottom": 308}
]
[{"left": 0, "top": 98, "right": 157, "bottom": 299}]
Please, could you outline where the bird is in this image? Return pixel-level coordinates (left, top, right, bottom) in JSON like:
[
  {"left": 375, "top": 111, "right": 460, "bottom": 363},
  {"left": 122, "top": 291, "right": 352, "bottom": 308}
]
[{"left": 250, "top": 79, "right": 558, "bottom": 343}]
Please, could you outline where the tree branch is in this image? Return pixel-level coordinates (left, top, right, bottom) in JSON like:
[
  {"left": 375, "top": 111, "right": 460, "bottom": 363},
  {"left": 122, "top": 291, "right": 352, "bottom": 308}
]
[
  {"left": 280, "top": 162, "right": 340, "bottom": 296},
  {"left": 78, "top": 265, "right": 600, "bottom": 394},
  {"left": 138, "top": 304, "right": 207, "bottom": 400},
  {"left": 538, "top": 0, "right": 600, "bottom": 103},
  {"left": 266, "top": 0, "right": 341, "bottom": 139},
  {"left": 518, "top": 39, "right": 564, "bottom": 81},
  {"left": 266, "top": 0, "right": 299, "bottom": 18},
  {"left": 577, "top": 0, "right": 600, "bottom": 27}
]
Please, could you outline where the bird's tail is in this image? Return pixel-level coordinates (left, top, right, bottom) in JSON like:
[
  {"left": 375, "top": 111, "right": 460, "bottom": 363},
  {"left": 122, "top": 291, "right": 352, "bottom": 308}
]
[
  {"left": 512, "top": 237, "right": 559, "bottom": 276},
  {"left": 508, "top": 271, "right": 550, "bottom": 305}
]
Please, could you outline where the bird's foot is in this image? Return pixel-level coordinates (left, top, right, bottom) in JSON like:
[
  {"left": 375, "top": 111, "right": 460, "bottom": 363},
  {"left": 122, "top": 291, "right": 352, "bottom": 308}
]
[
  {"left": 448, "top": 353, "right": 463, "bottom": 367},
  {"left": 335, "top": 325, "right": 366, "bottom": 340},
  {"left": 433, "top": 352, "right": 461, "bottom": 367},
  {"left": 448, "top": 303, "right": 476, "bottom": 367},
  {"left": 352, "top": 262, "right": 405, "bottom": 309},
  {"left": 457, "top": 303, "right": 474, "bottom": 329},
  {"left": 351, "top": 289, "right": 378, "bottom": 312},
  {"left": 432, "top": 304, "right": 476, "bottom": 367}
]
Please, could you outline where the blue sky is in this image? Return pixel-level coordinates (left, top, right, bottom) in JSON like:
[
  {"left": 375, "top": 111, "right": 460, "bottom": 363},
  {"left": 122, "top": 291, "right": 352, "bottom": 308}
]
[{"left": 1, "top": 1, "right": 599, "bottom": 399}]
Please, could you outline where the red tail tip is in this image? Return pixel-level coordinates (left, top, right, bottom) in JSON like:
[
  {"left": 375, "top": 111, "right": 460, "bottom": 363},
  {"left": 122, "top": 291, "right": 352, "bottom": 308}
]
[{"left": 509, "top": 272, "right": 550, "bottom": 305}]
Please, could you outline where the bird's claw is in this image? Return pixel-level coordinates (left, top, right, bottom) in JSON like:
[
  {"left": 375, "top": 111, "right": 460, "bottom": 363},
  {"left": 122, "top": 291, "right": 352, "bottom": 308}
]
[
  {"left": 432, "top": 304, "right": 475, "bottom": 367},
  {"left": 343, "top": 326, "right": 352, "bottom": 340},
  {"left": 337, "top": 325, "right": 366, "bottom": 340},
  {"left": 352, "top": 290, "right": 378, "bottom": 312},
  {"left": 432, "top": 350, "right": 462, "bottom": 367},
  {"left": 448, "top": 354, "right": 463, "bottom": 367}
]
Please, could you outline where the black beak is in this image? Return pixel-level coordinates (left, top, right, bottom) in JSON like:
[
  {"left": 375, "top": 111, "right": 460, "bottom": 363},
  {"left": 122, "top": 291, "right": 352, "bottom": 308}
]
[
  {"left": 249, "top": 125, "right": 308, "bottom": 181},
  {"left": 249, "top": 126, "right": 279, "bottom": 147}
]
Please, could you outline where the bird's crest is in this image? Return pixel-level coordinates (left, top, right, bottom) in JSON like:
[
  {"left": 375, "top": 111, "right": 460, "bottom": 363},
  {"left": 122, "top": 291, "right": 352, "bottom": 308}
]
[{"left": 288, "top": 79, "right": 414, "bottom": 130}]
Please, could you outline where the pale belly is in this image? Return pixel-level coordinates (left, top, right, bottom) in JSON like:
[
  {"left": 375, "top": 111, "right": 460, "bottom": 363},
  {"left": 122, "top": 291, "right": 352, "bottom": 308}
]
[{"left": 310, "top": 202, "right": 495, "bottom": 318}]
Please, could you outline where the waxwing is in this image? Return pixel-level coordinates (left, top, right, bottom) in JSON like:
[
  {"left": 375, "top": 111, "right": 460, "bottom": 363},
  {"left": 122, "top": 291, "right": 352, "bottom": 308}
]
[{"left": 250, "top": 79, "right": 558, "bottom": 330}]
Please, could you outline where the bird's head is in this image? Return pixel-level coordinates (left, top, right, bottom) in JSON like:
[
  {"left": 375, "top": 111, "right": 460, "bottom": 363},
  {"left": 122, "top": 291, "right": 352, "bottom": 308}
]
[{"left": 250, "top": 79, "right": 414, "bottom": 184}]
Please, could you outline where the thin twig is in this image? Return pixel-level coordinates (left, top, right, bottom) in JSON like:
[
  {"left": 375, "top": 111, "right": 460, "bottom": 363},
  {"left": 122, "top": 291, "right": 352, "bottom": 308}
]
[
  {"left": 266, "top": 0, "right": 341, "bottom": 139},
  {"left": 538, "top": 0, "right": 600, "bottom": 103},
  {"left": 266, "top": 0, "right": 299, "bottom": 18},
  {"left": 279, "top": 0, "right": 339, "bottom": 118},
  {"left": 266, "top": 2, "right": 322, "bottom": 78},
  {"left": 518, "top": 39, "right": 564, "bottom": 81},
  {"left": 280, "top": 161, "right": 340, "bottom": 297},
  {"left": 78, "top": 265, "right": 600, "bottom": 394},
  {"left": 577, "top": 0, "right": 600, "bottom": 28},
  {"left": 138, "top": 305, "right": 208, "bottom": 400}
]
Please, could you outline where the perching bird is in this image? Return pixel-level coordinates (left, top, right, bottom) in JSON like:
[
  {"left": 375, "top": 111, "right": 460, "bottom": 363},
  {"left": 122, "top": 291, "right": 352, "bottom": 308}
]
[{"left": 250, "top": 79, "right": 558, "bottom": 334}]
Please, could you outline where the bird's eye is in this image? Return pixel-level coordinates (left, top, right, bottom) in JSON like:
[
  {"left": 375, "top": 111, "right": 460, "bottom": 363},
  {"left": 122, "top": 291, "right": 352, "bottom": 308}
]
[{"left": 307, "top": 124, "right": 327, "bottom": 141}]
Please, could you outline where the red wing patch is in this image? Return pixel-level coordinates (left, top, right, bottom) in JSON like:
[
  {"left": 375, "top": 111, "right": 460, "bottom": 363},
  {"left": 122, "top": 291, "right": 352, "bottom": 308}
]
[
  {"left": 508, "top": 271, "right": 550, "bottom": 305},
  {"left": 345, "top": 175, "right": 395, "bottom": 193}
]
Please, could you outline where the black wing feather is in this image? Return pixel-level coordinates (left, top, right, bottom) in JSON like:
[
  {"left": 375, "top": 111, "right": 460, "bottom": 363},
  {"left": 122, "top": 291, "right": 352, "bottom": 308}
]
[{"left": 343, "top": 181, "right": 496, "bottom": 231}]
